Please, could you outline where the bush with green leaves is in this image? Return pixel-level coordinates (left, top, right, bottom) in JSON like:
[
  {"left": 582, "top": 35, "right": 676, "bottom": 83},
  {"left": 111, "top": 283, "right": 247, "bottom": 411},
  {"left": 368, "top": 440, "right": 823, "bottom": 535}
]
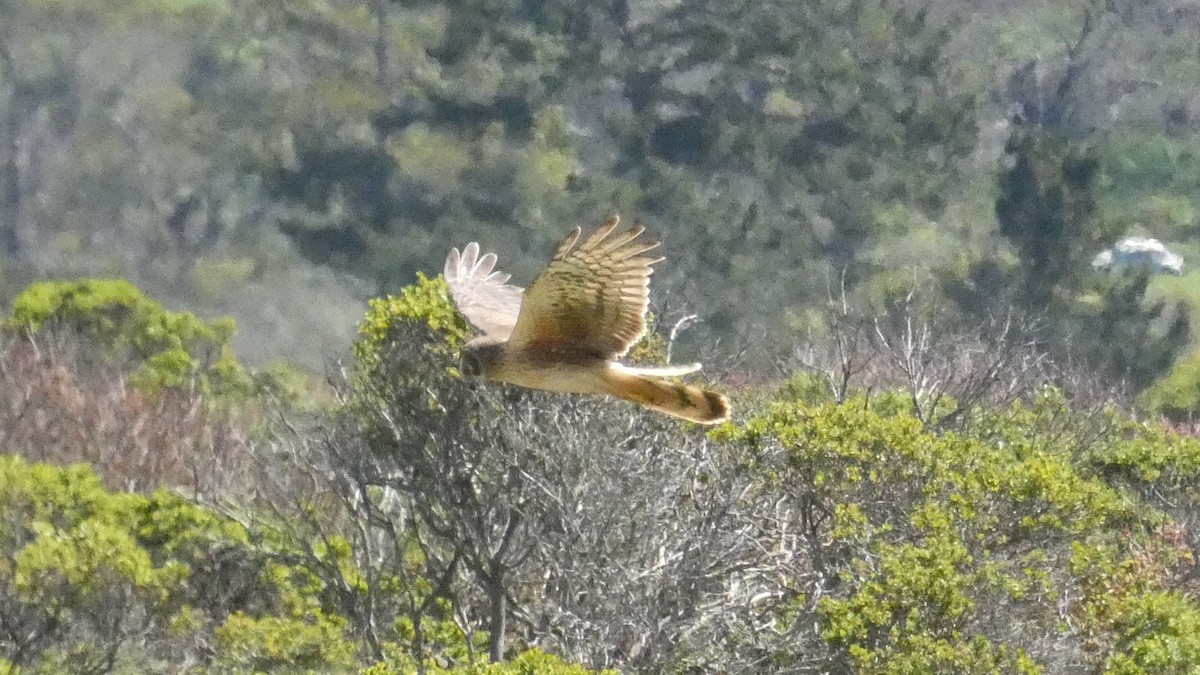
[
  {"left": 0, "top": 273, "right": 668, "bottom": 672},
  {"left": 294, "top": 271, "right": 1200, "bottom": 673},
  {"left": 1070, "top": 532, "right": 1200, "bottom": 674},
  {"left": 4, "top": 278, "right": 254, "bottom": 400},
  {"left": 8, "top": 268, "right": 1200, "bottom": 673},
  {"left": 0, "top": 456, "right": 182, "bottom": 672},
  {"left": 352, "top": 272, "right": 469, "bottom": 377},
  {"left": 0, "top": 452, "right": 621, "bottom": 673},
  {"left": 0, "top": 455, "right": 271, "bottom": 671},
  {"left": 0, "top": 455, "right": 374, "bottom": 671},
  {"left": 1139, "top": 350, "right": 1200, "bottom": 419},
  {"left": 716, "top": 387, "right": 1200, "bottom": 673},
  {"left": 362, "top": 648, "right": 617, "bottom": 675}
]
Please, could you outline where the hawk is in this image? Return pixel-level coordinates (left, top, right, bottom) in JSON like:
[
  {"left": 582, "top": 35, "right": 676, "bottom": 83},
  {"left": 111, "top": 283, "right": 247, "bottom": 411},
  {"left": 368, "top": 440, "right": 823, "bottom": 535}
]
[{"left": 444, "top": 216, "right": 730, "bottom": 425}]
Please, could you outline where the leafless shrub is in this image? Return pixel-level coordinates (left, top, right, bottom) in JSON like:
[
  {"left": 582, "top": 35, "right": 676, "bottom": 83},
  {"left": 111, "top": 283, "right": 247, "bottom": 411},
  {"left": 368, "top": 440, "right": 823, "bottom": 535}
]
[
  {"left": 871, "top": 294, "right": 1051, "bottom": 428},
  {"left": 792, "top": 281, "right": 881, "bottom": 404},
  {"left": 223, "top": 320, "right": 809, "bottom": 672},
  {"left": 788, "top": 286, "right": 1133, "bottom": 432}
]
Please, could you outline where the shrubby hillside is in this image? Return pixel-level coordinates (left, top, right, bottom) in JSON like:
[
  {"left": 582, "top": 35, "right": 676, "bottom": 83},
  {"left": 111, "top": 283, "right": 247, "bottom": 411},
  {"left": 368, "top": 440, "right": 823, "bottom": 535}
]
[
  {"left": 5, "top": 0, "right": 1200, "bottom": 670},
  {"left": 4, "top": 0, "right": 1200, "bottom": 402},
  {"left": 2, "top": 275, "right": 1199, "bottom": 673}
]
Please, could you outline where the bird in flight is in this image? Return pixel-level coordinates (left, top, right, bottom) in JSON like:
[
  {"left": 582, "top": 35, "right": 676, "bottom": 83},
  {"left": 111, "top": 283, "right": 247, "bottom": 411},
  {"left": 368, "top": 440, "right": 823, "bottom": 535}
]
[{"left": 444, "top": 216, "right": 730, "bottom": 424}]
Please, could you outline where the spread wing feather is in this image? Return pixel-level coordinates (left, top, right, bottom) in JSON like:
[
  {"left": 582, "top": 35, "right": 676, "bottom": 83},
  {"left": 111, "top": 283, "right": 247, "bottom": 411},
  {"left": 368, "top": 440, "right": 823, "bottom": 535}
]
[
  {"left": 507, "top": 215, "right": 663, "bottom": 360},
  {"left": 444, "top": 242, "right": 525, "bottom": 340}
]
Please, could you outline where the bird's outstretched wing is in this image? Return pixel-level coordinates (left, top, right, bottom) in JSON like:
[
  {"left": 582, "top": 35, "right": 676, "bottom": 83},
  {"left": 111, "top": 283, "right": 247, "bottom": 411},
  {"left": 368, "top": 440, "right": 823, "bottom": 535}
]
[
  {"left": 444, "top": 242, "right": 525, "bottom": 341},
  {"left": 507, "top": 216, "right": 663, "bottom": 360}
]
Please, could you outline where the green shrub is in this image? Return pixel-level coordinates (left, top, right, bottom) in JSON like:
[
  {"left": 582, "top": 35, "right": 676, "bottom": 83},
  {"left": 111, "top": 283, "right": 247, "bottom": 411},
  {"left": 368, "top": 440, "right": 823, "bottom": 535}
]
[
  {"left": 0, "top": 456, "right": 187, "bottom": 671},
  {"left": 1070, "top": 532, "right": 1200, "bottom": 674},
  {"left": 0, "top": 455, "right": 345, "bottom": 671},
  {"left": 1103, "top": 591, "right": 1200, "bottom": 674},
  {"left": 723, "top": 393, "right": 1198, "bottom": 671},
  {"left": 352, "top": 272, "right": 468, "bottom": 377},
  {"left": 362, "top": 647, "right": 616, "bottom": 674},
  {"left": 1139, "top": 350, "right": 1200, "bottom": 419},
  {"left": 4, "top": 278, "right": 254, "bottom": 400},
  {"left": 215, "top": 611, "right": 359, "bottom": 673}
]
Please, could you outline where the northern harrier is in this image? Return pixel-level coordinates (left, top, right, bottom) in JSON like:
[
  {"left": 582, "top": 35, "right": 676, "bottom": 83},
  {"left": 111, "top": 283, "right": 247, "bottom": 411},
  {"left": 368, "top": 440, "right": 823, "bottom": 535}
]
[{"left": 444, "top": 216, "right": 730, "bottom": 424}]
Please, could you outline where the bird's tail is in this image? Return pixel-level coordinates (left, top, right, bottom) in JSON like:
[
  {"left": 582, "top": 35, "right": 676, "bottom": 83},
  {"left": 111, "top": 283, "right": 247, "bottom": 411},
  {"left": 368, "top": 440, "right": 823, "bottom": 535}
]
[{"left": 604, "top": 365, "right": 730, "bottom": 425}]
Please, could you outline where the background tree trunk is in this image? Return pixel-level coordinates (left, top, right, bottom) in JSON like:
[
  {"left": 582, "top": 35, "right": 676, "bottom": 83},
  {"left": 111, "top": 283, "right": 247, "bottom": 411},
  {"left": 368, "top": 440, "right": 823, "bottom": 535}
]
[
  {"left": 487, "top": 571, "right": 507, "bottom": 662},
  {"left": 0, "top": 77, "right": 23, "bottom": 257}
]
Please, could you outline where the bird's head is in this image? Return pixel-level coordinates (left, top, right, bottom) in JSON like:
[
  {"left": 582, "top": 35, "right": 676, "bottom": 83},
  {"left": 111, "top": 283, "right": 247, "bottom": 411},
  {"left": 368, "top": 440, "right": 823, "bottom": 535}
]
[{"left": 459, "top": 338, "right": 505, "bottom": 378}]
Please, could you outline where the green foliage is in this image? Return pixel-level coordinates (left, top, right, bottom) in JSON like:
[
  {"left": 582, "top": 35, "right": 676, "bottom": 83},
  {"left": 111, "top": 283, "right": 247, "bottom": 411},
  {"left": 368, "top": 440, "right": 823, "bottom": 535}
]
[
  {"left": 1138, "top": 350, "right": 1200, "bottom": 418},
  {"left": 0, "top": 456, "right": 187, "bottom": 671},
  {"left": 4, "top": 278, "right": 255, "bottom": 400},
  {"left": 135, "top": 488, "right": 251, "bottom": 554},
  {"left": 818, "top": 533, "right": 1034, "bottom": 673},
  {"left": 1087, "top": 421, "right": 1200, "bottom": 490},
  {"left": 1, "top": 459, "right": 186, "bottom": 598},
  {"left": 0, "top": 453, "right": 614, "bottom": 673},
  {"left": 352, "top": 272, "right": 468, "bottom": 376},
  {"left": 380, "top": 611, "right": 492, "bottom": 674},
  {"left": 725, "top": 392, "right": 1200, "bottom": 671},
  {"left": 215, "top": 612, "right": 358, "bottom": 673},
  {"left": 363, "top": 647, "right": 614, "bottom": 675},
  {"left": 1069, "top": 532, "right": 1200, "bottom": 674},
  {"left": 1103, "top": 591, "right": 1200, "bottom": 674},
  {"left": 11, "top": 272, "right": 1200, "bottom": 670},
  {"left": 0, "top": 455, "right": 355, "bottom": 671}
]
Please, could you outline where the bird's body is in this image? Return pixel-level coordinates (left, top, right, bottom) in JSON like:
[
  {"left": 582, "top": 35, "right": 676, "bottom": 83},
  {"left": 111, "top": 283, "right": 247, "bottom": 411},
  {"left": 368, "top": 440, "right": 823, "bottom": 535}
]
[
  {"left": 445, "top": 216, "right": 730, "bottom": 424},
  {"left": 484, "top": 346, "right": 609, "bottom": 394}
]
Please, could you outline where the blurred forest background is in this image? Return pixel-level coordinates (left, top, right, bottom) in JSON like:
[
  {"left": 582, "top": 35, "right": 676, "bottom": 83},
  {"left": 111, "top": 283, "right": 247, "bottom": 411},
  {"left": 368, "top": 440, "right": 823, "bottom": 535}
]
[
  {"left": 8, "top": 0, "right": 1200, "bottom": 672},
  {"left": 3, "top": 0, "right": 1200, "bottom": 391}
]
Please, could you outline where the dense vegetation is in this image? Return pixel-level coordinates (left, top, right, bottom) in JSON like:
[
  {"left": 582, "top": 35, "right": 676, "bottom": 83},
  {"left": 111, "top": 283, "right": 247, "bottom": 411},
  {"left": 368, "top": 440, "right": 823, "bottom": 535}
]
[
  {"left": 3, "top": 276, "right": 1200, "bottom": 673},
  {"left": 3, "top": 0, "right": 1200, "bottom": 392},
  {"left": 5, "top": 0, "right": 1200, "bottom": 671}
]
